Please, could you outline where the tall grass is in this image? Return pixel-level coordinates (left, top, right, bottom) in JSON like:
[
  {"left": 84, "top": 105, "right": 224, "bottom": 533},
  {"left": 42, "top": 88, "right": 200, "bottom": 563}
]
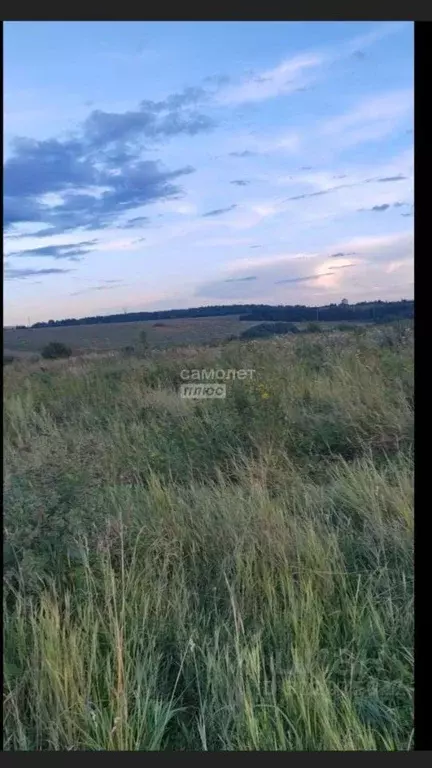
[{"left": 3, "top": 324, "right": 414, "bottom": 750}]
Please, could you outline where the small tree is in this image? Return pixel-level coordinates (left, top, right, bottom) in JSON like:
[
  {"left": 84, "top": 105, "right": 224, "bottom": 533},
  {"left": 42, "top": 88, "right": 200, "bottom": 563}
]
[{"left": 41, "top": 341, "right": 72, "bottom": 360}]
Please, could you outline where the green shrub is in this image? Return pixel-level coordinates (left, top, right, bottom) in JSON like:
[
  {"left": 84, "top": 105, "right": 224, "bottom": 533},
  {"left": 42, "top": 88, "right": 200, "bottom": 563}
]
[
  {"left": 41, "top": 342, "right": 72, "bottom": 360},
  {"left": 241, "top": 322, "right": 299, "bottom": 340},
  {"left": 305, "top": 322, "right": 322, "bottom": 333}
]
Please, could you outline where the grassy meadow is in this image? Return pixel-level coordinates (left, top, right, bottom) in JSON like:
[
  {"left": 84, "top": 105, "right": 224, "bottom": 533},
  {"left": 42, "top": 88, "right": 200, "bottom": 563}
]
[
  {"left": 3, "top": 323, "right": 414, "bottom": 750},
  {"left": 3, "top": 315, "right": 259, "bottom": 358}
]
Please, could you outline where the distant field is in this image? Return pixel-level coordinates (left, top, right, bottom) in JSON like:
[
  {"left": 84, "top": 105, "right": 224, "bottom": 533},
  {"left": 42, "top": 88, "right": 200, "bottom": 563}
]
[{"left": 4, "top": 316, "right": 259, "bottom": 356}]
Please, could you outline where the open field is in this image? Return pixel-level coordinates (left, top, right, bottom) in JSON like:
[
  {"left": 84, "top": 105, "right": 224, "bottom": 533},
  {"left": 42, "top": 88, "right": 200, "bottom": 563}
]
[
  {"left": 3, "top": 317, "right": 375, "bottom": 360},
  {"left": 3, "top": 324, "right": 413, "bottom": 750},
  {"left": 3, "top": 316, "right": 259, "bottom": 357}
]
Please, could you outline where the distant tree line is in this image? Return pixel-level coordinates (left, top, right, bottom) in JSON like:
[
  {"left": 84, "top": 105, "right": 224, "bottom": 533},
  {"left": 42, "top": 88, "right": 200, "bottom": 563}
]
[
  {"left": 29, "top": 299, "right": 413, "bottom": 329},
  {"left": 31, "top": 305, "right": 258, "bottom": 328},
  {"left": 239, "top": 300, "right": 414, "bottom": 324}
]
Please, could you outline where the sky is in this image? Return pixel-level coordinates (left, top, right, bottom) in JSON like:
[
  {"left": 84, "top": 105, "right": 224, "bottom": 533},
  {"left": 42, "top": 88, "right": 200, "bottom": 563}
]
[{"left": 4, "top": 21, "right": 414, "bottom": 326}]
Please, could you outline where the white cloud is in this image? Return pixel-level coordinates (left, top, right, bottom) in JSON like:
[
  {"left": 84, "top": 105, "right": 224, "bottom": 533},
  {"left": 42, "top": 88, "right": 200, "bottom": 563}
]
[
  {"left": 385, "top": 258, "right": 412, "bottom": 274},
  {"left": 214, "top": 23, "right": 408, "bottom": 108},
  {"left": 192, "top": 236, "right": 253, "bottom": 248},
  {"left": 248, "top": 131, "right": 301, "bottom": 155},
  {"left": 194, "top": 230, "right": 413, "bottom": 305},
  {"left": 216, "top": 54, "right": 322, "bottom": 105},
  {"left": 224, "top": 231, "right": 412, "bottom": 274},
  {"left": 321, "top": 89, "right": 413, "bottom": 148},
  {"left": 335, "top": 21, "right": 411, "bottom": 59}
]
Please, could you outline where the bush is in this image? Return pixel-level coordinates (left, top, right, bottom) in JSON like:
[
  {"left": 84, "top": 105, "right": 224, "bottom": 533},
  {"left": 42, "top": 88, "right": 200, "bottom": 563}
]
[
  {"left": 122, "top": 345, "right": 136, "bottom": 356},
  {"left": 241, "top": 322, "right": 300, "bottom": 340},
  {"left": 337, "top": 323, "right": 357, "bottom": 332},
  {"left": 305, "top": 322, "right": 322, "bottom": 333},
  {"left": 3, "top": 354, "right": 14, "bottom": 365},
  {"left": 41, "top": 342, "right": 72, "bottom": 360}
]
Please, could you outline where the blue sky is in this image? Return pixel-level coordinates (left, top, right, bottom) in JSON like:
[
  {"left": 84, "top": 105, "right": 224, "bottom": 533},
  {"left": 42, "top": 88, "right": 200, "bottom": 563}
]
[{"left": 4, "top": 21, "right": 413, "bottom": 325}]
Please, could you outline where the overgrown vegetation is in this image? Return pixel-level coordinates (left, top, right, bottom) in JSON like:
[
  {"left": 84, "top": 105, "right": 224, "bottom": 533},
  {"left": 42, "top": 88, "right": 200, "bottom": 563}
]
[
  {"left": 3, "top": 323, "right": 414, "bottom": 751},
  {"left": 305, "top": 322, "right": 322, "bottom": 333},
  {"left": 241, "top": 321, "right": 300, "bottom": 339},
  {"left": 41, "top": 341, "right": 72, "bottom": 360}
]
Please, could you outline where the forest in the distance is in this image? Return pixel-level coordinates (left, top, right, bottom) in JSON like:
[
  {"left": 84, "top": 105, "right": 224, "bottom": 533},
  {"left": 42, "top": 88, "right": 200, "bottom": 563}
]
[{"left": 27, "top": 299, "right": 414, "bottom": 329}]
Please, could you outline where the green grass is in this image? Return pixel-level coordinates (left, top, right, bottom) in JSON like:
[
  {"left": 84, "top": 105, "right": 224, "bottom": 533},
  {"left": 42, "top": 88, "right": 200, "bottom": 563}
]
[{"left": 3, "top": 323, "right": 414, "bottom": 750}]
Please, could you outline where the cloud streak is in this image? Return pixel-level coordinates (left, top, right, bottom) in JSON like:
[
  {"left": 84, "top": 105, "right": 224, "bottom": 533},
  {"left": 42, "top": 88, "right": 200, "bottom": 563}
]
[
  {"left": 275, "top": 274, "right": 319, "bottom": 284},
  {"left": 359, "top": 202, "right": 408, "bottom": 212},
  {"left": 224, "top": 275, "right": 257, "bottom": 283},
  {"left": 202, "top": 204, "right": 237, "bottom": 217},
  {"left": 7, "top": 240, "right": 98, "bottom": 261},
  {"left": 229, "top": 150, "right": 258, "bottom": 158},
  {"left": 377, "top": 175, "right": 407, "bottom": 182},
  {"left": 70, "top": 281, "right": 127, "bottom": 296},
  {"left": 5, "top": 266, "right": 75, "bottom": 281},
  {"left": 216, "top": 54, "right": 321, "bottom": 105}
]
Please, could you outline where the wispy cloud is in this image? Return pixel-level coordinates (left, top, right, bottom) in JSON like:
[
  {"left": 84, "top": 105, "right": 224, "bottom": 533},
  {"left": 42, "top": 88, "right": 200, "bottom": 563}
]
[
  {"left": 377, "top": 174, "right": 407, "bottom": 182},
  {"left": 275, "top": 274, "right": 318, "bottom": 285},
  {"left": 195, "top": 231, "right": 412, "bottom": 304},
  {"left": 70, "top": 281, "right": 127, "bottom": 296},
  {"left": 7, "top": 240, "right": 98, "bottom": 261},
  {"left": 215, "top": 23, "right": 406, "bottom": 108},
  {"left": 216, "top": 54, "right": 321, "bottom": 105},
  {"left": 224, "top": 275, "right": 257, "bottom": 283},
  {"left": 359, "top": 201, "right": 408, "bottom": 212},
  {"left": 117, "top": 216, "right": 149, "bottom": 229},
  {"left": 5, "top": 266, "right": 74, "bottom": 281},
  {"left": 202, "top": 204, "right": 237, "bottom": 218},
  {"left": 321, "top": 89, "right": 412, "bottom": 148},
  {"left": 336, "top": 22, "right": 408, "bottom": 58}
]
